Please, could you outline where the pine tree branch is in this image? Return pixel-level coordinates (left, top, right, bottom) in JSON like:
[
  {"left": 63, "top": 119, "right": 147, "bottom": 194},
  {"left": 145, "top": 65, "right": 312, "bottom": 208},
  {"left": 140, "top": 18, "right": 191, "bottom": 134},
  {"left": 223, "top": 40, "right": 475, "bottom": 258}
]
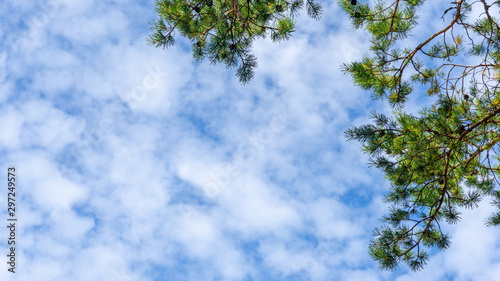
[
  {"left": 403, "top": 151, "right": 452, "bottom": 256},
  {"left": 226, "top": 0, "right": 244, "bottom": 24},
  {"left": 397, "top": 0, "right": 465, "bottom": 84},
  {"left": 460, "top": 106, "right": 500, "bottom": 139}
]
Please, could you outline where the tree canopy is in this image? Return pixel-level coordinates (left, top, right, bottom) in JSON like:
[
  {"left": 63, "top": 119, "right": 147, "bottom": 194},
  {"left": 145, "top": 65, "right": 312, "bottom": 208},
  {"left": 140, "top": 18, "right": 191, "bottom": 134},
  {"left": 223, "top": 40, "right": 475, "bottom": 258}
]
[
  {"left": 147, "top": 0, "right": 323, "bottom": 83},
  {"left": 343, "top": 0, "right": 500, "bottom": 270},
  {"left": 149, "top": 0, "right": 500, "bottom": 272}
]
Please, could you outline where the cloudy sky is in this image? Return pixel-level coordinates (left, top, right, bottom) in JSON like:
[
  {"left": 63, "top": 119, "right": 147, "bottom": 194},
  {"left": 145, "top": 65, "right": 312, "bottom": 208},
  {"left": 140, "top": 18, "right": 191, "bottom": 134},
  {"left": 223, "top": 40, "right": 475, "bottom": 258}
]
[{"left": 1, "top": 0, "right": 500, "bottom": 280}]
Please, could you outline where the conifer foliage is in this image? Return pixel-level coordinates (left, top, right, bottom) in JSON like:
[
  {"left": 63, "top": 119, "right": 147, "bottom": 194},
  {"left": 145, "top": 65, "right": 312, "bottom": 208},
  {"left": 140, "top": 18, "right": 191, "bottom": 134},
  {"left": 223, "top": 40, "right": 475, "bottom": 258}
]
[
  {"left": 342, "top": 0, "right": 500, "bottom": 271},
  {"left": 148, "top": 0, "right": 322, "bottom": 83},
  {"left": 148, "top": 0, "right": 500, "bottom": 272}
]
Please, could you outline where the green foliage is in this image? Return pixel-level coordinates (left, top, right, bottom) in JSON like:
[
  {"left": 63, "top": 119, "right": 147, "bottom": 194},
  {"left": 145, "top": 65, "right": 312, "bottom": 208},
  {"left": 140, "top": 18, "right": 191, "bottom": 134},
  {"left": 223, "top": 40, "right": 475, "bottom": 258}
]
[
  {"left": 148, "top": 0, "right": 322, "bottom": 83},
  {"left": 148, "top": 0, "right": 500, "bottom": 272},
  {"left": 343, "top": 0, "right": 500, "bottom": 271}
]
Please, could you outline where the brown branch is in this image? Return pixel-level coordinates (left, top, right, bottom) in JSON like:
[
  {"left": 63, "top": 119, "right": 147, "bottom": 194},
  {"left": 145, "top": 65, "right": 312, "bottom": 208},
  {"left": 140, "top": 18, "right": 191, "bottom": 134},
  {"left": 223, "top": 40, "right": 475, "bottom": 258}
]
[
  {"left": 231, "top": 0, "right": 244, "bottom": 24},
  {"left": 397, "top": 0, "right": 465, "bottom": 82}
]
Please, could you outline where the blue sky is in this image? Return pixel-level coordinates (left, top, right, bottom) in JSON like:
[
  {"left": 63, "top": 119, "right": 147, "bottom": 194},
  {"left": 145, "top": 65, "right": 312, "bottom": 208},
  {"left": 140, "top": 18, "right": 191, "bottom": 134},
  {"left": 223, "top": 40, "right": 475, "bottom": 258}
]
[{"left": 1, "top": 0, "right": 500, "bottom": 280}]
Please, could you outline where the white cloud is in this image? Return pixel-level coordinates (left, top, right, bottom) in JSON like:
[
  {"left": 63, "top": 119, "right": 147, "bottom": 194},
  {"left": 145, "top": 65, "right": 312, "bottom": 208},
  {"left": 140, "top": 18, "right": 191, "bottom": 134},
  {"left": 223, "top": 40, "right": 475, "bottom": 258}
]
[{"left": 1, "top": 0, "right": 499, "bottom": 280}]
